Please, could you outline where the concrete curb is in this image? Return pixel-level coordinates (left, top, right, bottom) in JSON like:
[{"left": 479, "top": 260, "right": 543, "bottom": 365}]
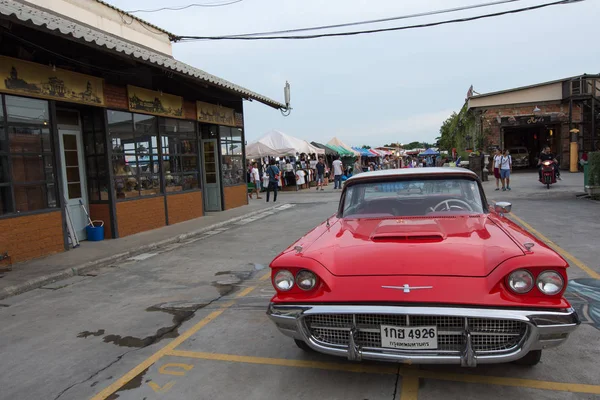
[{"left": 0, "top": 204, "right": 283, "bottom": 300}]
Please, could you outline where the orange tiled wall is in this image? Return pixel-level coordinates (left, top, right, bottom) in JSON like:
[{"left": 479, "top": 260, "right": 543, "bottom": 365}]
[
  {"left": 89, "top": 204, "right": 113, "bottom": 239},
  {"left": 167, "top": 191, "right": 203, "bottom": 225},
  {"left": 116, "top": 197, "right": 166, "bottom": 237},
  {"left": 0, "top": 211, "right": 64, "bottom": 264},
  {"left": 223, "top": 185, "right": 248, "bottom": 210}
]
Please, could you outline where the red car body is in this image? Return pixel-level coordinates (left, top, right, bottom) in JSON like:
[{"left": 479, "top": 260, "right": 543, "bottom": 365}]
[{"left": 267, "top": 168, "right": 579, "bottom": 366}]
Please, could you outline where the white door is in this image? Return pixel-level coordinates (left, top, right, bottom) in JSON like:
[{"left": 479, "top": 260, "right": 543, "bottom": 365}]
[{"left": 58, "top": 124, "right": 88, "bottom": 241}]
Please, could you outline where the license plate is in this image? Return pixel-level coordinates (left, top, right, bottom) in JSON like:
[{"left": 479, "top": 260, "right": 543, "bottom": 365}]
[{"left": 380, "top": 325, "right": 438, "bottom": 349}]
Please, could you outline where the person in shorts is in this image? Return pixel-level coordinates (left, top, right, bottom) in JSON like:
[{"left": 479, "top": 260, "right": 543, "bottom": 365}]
[
  {"left": 493, "top": 148, "right": 502, "bottom": 190},
  {"left": 315, "top": 157, "right": 325, "bottom": 191},
  {"left": 500, "top": 149, "right": 512, "bottom": 191}
]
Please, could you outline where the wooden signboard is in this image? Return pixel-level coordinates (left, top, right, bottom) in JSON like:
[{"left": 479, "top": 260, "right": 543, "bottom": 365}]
[
  {"left": 127, "top": 85, "right": 183, "bottom": 118},
  {"left": 0, "top": 56, "right": 104, "bottom": 106},
  {"left": 196, "top": 101, "right": 235, "bottom": 127}
]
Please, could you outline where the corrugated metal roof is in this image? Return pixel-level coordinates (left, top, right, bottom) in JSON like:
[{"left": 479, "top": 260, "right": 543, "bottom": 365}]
[
  {"left": 92, "top": 0, "right": 177, "bottom": 39},
  {"left": 0, "top": 0, "right": 286, "bottom": 109}
]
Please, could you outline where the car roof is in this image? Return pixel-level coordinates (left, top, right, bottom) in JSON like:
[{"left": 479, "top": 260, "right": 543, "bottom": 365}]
[{"left": 346, "top": 167, "right": 478, "bottom": 183}]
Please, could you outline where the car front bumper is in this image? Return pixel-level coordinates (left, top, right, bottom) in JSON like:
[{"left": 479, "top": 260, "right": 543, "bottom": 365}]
[{"left": 267, "top": 303, "right": 580, "bottom": 367}]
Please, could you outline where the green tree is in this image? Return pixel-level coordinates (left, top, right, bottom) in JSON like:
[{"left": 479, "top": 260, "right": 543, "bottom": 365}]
[
  {"left": 361, "top": 145, "right": 371, "bottom": 149},
  {"left": 437, "top": 102, "right": 477, "bottom": 153}
]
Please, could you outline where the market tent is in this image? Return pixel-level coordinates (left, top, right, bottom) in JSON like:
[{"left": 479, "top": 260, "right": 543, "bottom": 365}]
[
  {"left": 311, "top": 141, "right": 337, "bottom": 156},
  {"left": 328, "top": 144, "right": 353, "bottom": 157},
  {"left": 257, "top": 130, "right": 325, "bottom": 155},
  {"left": 352, "top": 147, "right": 375, "bottom": 157},
  {"left": 418, "top": 148, "right": 440, "bottom": 156},
  {"left": 245, "top": 142, "right": 282, "bottom": 158},
  {"left": 327, "top": 137, "right": 360, "bottom": 156}
]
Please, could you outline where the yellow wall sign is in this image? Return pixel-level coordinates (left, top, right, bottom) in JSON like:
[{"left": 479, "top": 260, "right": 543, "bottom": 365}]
[
  {"left": 197, "top": 101, "right": 235, "bottom": 127},
  {"left": 127, "top": 85, "right": 183, "bottom": 118},
  {"left": 0, "top": 56, "right": 104, "bottom": 106}
]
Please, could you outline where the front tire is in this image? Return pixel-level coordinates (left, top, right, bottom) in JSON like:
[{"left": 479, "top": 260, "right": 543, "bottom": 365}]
[
  {"left": 294, "top": 339, "right": 313, "bottom": 352},
  {"left": 513, "top": 350, "right": 542, "bottom": 366}
]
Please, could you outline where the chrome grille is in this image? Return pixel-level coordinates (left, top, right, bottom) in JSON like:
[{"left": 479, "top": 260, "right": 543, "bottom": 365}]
[{"left": 304, "top": 314, "right": 527, "bottom": 353}]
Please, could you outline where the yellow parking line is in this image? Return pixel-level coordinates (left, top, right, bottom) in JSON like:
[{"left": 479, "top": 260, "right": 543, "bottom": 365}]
[
  {"left": 399, "top": 368, "right": 420, "bottom": 400},
  {"left": 165, "top": 351, "right": 600, "bottom": 395},
  {"left": 90, "top": 301, "right": 235, "bottom": 400},
  {"left": 91, "top": 281, "right": 264, "bottom": 399},
  {"left": 260, "top": 271, "right": 271, "bottom": 281},
  {"left": 235, "top": 286, "right": 257, "bottom": 298},
  {"left": 167, "top": 350, "right": 398, "bottom": 375},
  {"left": 418, "top": 369, "right": 600, "bottom": 395},
  {"left": 508, "top": 212, "right": 600, "bottom": 279}
]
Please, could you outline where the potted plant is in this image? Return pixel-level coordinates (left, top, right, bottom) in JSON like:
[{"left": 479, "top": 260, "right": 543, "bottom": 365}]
[{"left": 585, "top": 151, "right": 600, "bottom": 199}]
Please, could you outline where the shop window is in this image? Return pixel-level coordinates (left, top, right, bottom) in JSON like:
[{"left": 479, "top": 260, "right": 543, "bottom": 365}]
[
  {"left": 109, "top": 110, "right": 161, "bottom": 199},
  {"left": 82, "top": 109, "right": 108, "bottom": 201},
  {"left": 0, "top": 95, "right": 57, "bottom": 215},
  {"left": 219, "top": 126, "right": 244, "bottom": 186},
  {"left": 159, "top": 119, "right": 200, "bottom": 192}
]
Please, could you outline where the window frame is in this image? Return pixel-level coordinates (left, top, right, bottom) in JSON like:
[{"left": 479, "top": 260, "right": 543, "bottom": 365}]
[
  {"left": 159, "top": 118, "right": 202, "bottom": 194},
  {"left": 0, "top": 94, "right": 59, "bottom": 217},
  {"left": 219, "top": 126, "right": 245, "bottom": 187}
]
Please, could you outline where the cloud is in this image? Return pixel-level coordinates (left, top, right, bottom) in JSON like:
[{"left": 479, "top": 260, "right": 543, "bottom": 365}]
[{"left": 332, "top": 109, "right": 455, "bottom": 147}]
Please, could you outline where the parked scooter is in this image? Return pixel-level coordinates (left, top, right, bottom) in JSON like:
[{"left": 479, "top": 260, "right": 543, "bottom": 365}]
[{"left": 539, "top": 160, "right": 557, "bottom": 189}]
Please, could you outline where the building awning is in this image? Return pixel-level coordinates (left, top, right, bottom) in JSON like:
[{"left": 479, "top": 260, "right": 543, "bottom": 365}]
[{"left": 0, "top": 0, "right": 286, "bottom": 109}]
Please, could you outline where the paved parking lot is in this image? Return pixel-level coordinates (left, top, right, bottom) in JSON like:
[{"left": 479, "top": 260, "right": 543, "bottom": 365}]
[{"left": 1, "top": 173, "right": 599, "bottom": 400}]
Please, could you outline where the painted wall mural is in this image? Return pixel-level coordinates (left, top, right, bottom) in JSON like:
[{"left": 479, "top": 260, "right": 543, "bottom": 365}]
[
  {"left": 0, "top": 56, "right": 104, "bottom": 106},
  {"left": 127, "top": 85, "right": 183, "bottom": 118}
]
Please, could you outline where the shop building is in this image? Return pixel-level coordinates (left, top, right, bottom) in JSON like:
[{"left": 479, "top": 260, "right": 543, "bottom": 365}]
[
  {"left": 0, "top": 0, "right": 285, "bottom": 264},
  {"left": 468, "top": 75, "right": 599, "bottom": 169}
]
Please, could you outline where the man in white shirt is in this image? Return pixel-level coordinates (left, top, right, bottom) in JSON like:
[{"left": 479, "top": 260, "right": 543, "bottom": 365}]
[
  {"left": 332, "top": 156, "right": 343, "bottom": 189},
  {"left": 250, "top": 162, "right": 262, "bottom": 199}
]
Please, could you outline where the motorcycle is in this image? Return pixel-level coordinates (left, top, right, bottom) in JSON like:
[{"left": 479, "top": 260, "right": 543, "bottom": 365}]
[{"left": 539, "top": 160, "right": 557, "bottom": 189}]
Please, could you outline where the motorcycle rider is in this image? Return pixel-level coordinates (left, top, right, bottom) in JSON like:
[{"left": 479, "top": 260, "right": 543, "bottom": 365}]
[{"left": 538, "top": 146, "right": 561, "bottom": 181}]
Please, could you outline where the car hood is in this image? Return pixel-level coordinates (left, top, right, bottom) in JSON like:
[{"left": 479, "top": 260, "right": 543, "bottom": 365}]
[{"left": 302, "top": 216, "right": 524, "bottom": 277}]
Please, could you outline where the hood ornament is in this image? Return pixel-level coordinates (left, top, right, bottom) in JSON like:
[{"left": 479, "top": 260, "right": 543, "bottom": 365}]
[{"left": 382, "top": 284, "right": 433, "bottom": 293}]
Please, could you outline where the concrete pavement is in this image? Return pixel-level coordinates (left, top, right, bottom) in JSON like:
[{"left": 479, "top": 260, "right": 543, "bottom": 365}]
[{"left": 0, "top": 173, "right": 598, "bottom": 400}]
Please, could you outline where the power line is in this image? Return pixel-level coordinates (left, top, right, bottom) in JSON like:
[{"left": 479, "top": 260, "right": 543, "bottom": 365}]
[
  {"left": 195, "top": 0, "right": 526, "bottom": 38},
  {"left": 177, "top": 0, "right": 583, "bottom": 41},
  {"left": 128, "top": 0, "right": 244, "bottom": 13}
]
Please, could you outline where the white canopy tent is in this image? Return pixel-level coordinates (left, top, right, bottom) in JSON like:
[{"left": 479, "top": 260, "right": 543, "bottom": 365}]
[
  {"left": 244, "top": 142, "right": 282, "bottom": 159},
  {"left": 254, "top": 130, "right": 325, "bottom": 156},
  {"left": 327, "top": 137, "right": 361, "bottom": 156}
]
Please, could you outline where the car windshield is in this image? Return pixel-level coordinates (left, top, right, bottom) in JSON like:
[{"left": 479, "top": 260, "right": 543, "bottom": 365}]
[{"left": 342, "top": 178, "right": 485, "bottom": 218}]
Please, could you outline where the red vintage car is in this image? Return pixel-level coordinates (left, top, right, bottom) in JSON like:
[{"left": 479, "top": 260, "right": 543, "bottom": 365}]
[{"left": 267, "top": 168, "right": 580, "bottom": 366}]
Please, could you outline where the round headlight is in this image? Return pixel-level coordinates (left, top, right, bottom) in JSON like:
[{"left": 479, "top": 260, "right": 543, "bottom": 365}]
[
  {"left": 274, "top": 270, "right": 294, "bottom": 291},
  {"left": 537, "top": 271, "right": 564, "bottom": 295},
  {"left": 508, "top": 270, "right": 534, "bottom": 294},
  {"left": 296, "top": 270, "right": 317, "bottom": 291}
]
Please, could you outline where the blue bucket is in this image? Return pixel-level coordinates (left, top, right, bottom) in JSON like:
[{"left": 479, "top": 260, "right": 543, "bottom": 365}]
[{"left": 86, "top": 221, "right": 105, "bottom": 242}]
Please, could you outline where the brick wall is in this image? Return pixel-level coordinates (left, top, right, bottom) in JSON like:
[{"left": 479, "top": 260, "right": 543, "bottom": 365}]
[
  {"left": 223, "top": 185, "right": 248, "bottom": 210},
  {"left": 104, "top": 84, "right": 128, "bottom": 110},
  {"left": 167, "top": 191, "right": 203, "bottom": 225},
  {"left": 183, "top": 100, "right": 196, "bottom": 121},
  {"left": 0, "top": 211, "right": 64, "bottom": 264},
  {"left": 116, "top": 197, "right": 166, "bottom": 237},
  {"left": 89, "top": 204, "right": 113, "bottom": 239}
]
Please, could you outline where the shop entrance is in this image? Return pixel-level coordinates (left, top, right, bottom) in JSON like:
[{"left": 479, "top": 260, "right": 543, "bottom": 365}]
[
  {"left": 57, "top": 109, "right": 88, "bottom": 240},
  {"left": 502, "top": 124, "right": 560, "bottom": 168},
  {"left": 201, "top": 138, "right": 222, "bottom": 211}
]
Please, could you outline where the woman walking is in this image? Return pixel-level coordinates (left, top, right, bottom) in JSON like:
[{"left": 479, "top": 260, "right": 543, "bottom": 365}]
[{"left": 493, "top": 148, "right": 502, "bottom": 190}]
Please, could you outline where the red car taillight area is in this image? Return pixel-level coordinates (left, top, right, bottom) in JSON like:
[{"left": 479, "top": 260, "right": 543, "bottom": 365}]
[
  {"left": 271, "top": 267, "right": 325, "bottom": 294},
  {"left": 502, "top": 267, "right": 566, "bottom": 298}
]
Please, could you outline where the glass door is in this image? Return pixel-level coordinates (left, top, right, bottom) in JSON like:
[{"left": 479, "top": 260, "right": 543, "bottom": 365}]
[{"left": 201, "top": 139, "right": 222, "bottom": 211}]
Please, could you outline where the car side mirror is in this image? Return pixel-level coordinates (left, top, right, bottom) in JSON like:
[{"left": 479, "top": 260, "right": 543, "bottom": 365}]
[{"left": 494, "top": 201, "right": 512, "bottom": 216}]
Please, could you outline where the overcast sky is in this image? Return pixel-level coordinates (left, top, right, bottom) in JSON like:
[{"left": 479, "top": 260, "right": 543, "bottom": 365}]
[{"left": 110, "top": 0, "right": 598, "bottom": 147}]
